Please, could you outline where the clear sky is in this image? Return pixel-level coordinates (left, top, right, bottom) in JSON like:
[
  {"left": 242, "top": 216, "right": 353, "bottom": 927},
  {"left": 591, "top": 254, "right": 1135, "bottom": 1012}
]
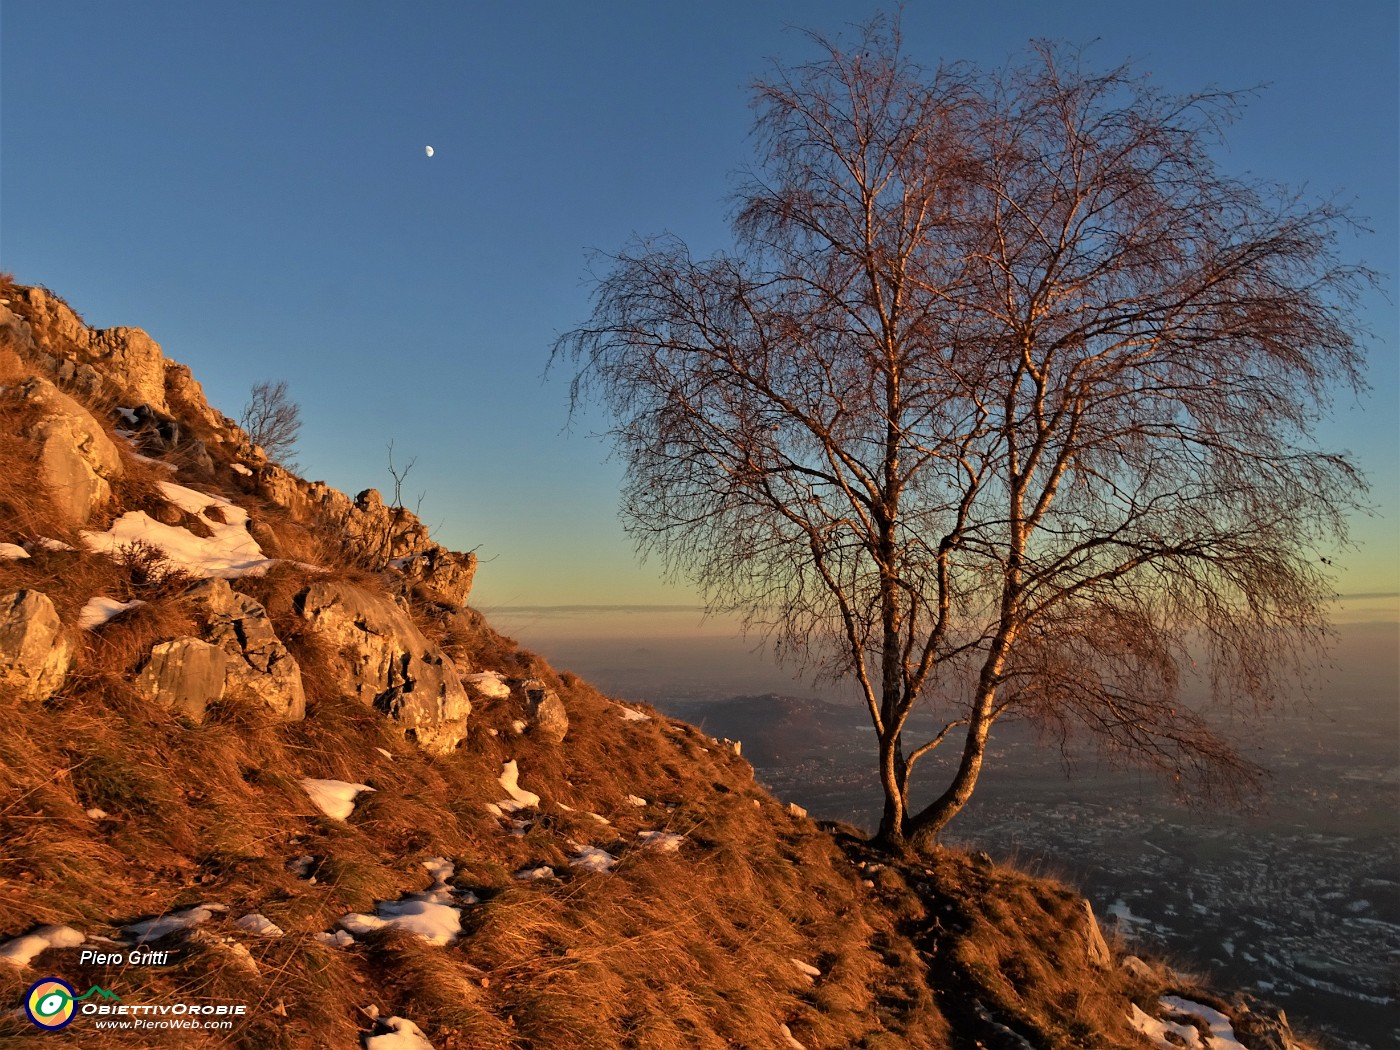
[{"left": 3, "top": 1, "right": 1396, "bottom": 610}]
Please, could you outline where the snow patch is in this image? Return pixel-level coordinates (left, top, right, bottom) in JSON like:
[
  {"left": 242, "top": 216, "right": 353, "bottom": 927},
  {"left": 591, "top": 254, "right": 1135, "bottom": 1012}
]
[
  {"left": 301, "top": 778, "right": 375, "bottom": 821},
  {"left": 0, "top": 925, "right": 86, "bottom": 968},
  {"left": 124, "top": 904, "right": 227, "bottom": 943},
  {"left": 637, "top": 830, "right": 684, "bottom": 852},
  {"left": 78, "top": 596, "right": 146, "bottom": 629},
  {"left": 339, "top": 858, "right": 474, "bottom": 947},
  {"left": 82, "top": 482, "right": 275, "bottom": 578},
  {"left": 0, "top": 543, "right": 29, "bottom": 560},
  {"left": 1161, "top": 996, "right": 1247, "bottom": 1049},
  {"left": 236, "top": 914, "right": 285, "bottom": 938},
  {"left": 613, "top": 703, "right": 651, "bottom": 722},
  {"left": 497, "top": 760, "right": 540, "bottom": 811},
  {"left": 626, "top": 795, "right": 648, "bottom": 807},
  {"left": 315, "top": 930, "right": 355, "bottom": 948},
  {"left": 364, "top": 1013, "right": 436, "bottom": 1050},
  {"left": 231, "top": 463, "right": 253, "bottom": 476},
  {"left": 568, "top": 844, "right": 618, "bottom": 873},
  {"left": 514, "top": 865, "right": 555, "bottom": 881}
]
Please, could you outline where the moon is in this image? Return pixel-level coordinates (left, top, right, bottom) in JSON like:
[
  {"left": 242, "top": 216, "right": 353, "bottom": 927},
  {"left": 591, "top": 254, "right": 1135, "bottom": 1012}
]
[{"left": 425, "top": 145, "right": 434, "bottom": 158}]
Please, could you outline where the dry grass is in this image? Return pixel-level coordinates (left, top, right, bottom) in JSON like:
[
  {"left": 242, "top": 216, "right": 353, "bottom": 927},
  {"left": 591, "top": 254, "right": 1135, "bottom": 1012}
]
[{"left": 0, "top": 276, "right": 1218, "bottom": 1047}]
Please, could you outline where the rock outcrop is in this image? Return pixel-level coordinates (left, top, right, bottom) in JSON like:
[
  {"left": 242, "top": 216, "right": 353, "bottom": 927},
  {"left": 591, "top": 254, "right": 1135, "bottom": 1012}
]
[
  {"left": 0, "top": 589, "right": 73, "bottom": 700},
  {"left": 296, "top": 580, "right": 469, "bottom": 753},
  {"left": 6, "top": 288, "right": 168, "bottom": 411},
  {"left": 519, "top": 678, "right": 569, "bottom": 745},
  {"left": 135, "top": 637, "right": 228, "bottom": 720},
  {"left": 186, "top": 578, "right": 306, "bottom": 720},
  {"left": 14, "top": 376, "right": 123, "bottom": 526}
]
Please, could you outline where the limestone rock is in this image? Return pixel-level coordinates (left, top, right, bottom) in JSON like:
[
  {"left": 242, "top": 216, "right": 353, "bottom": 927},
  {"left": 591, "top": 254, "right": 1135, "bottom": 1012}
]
[
  {"left": 519, "top": 679, "right": 568, "bottom": 745},
  {"left": 136, "top": 637, "right": 227, "bottom": 721},
  {"left": 296, "top": 580, "right": 469, "bottom": 753},
  {"left": 186, "top": 578, "right": 305, "bottom": 720},
  {"left": 16, "top": 376, "right": 123, "bottom": 526},
  {"left": 252, "top": 469, "right": 477, "bottom": 606},
  {"left": 1232, "top": 999, "right": 1302, "bottom": 1050},
  {"left": 15, "top": 287, "right": 167, "bottom": 410},
  {"left": 1079, "top": 900, "right": 1112, "bottom": 969},
  {"left": 0, "top": 590, "right": 73, "bottom": 700}
]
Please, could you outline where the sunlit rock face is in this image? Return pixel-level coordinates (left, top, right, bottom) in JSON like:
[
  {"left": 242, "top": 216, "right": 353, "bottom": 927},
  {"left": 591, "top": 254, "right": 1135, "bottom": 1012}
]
[
  {"left": 136, "top": 637, "right": 228, "bottom": 720},
  {"left": 186, "top": 577, "right": 306, "bottom": 721},
  {"left": 15, "top": 376, "right": 123, "bottom": 527},
  {"left": 0, "top": 589, "right": 73, "bottom": 700},
  {"left": 296, "top": 579, "right": 470, "bottom": 753}
]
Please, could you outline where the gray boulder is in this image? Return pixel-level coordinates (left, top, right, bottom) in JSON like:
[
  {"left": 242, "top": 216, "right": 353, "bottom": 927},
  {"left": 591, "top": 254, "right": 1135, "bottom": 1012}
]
[
  {"left": 296, "top": 580, "right": 469, "bottom": 753},
  {"left": 0, "top": 590, "right": 73, "bottom": 700},
  {"left": 136, "top": 637, "right": 227, "bottom": 720},
  {"left": 186, "top": 578, "right": 305, "bottom": 720},
  {"left": 16, "top": 376, "right": 123, "bottom": 526},
  {"left": 519, "top": 679, "right": 569, "bottom": 745}
]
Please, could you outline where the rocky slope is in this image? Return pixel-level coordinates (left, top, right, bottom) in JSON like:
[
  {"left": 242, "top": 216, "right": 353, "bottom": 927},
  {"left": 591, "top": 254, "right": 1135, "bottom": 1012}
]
[{"left": 0, "top": 280, "right": 1312, "bottom": 1048}]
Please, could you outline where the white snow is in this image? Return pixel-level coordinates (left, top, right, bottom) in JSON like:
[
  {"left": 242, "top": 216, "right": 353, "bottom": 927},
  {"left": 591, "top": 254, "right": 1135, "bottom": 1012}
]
[
  {"left": 236, "top": 913, "right": 285, "bottom": 938},
  {"left": 1129, "top": 1004, "right": 1196, "bottom": 1049},
  {"left": 366, "top": 1013, "right": 435, "bottom": 1050},
  {"left": 0, "top": 925, "right": 85, "bottom": 967},
  {"left": 587, "top": 812, "right": 611, "bottom": 825},
  {"left": 568, "top": 844, "right": 618, "bottom": 873},
  {"left": 315, "top": 930, "right": 355, "bottom": 948},
  {"left": 637, "top": 830, "right": 684, "bottom": 852},
  {"left": 375, "top": 747, "right": 395, "bottom": 760},
  {"left": 231, "top": 463, "right": 253, "bottom": 476},
  {"left": 780, "top": 1023, "right": 806, "bottom": 1049},
  {"left": 613, "top": 703, "right": 651, "bottom": 722},
  {"left": 82, "top": 482, "right": 275, "bottom": 578},
  {"left": 86, "top": 808, "right": 109, "bottom": 820},
  {"left": 301, "top": 778, "right": 375, "bottom": 821},
  {"left": 497, "top": 760, "right": 540, "bottom": 811},
  {"left": 114, "top": 407, "right": 140, "bottom": 425},
  {"left": 0, "top": 542, "right": 29, "bottom": 560},
  {"left": 462, "top": 671, "right": 511, "bottom": 699},
  {"left": 35, "top": 537, "right": 76, "bottom": 551},
  {"left": 514, "top": 866, "right": 555, "bottom": 881},
  {"left": 78, "top": 596, "right": 146, "bottom": 629},
  {"left": 124, "top": 904, "right": 227, "bottom": 943},
  {"left": 339, "top": 857, "right": 474, "bottom": 947},
  {"left": 626, "top": 795, "right": 647, "bottom": 807},
  {"left": 790, "top": 958, "right": 822, "bottom": 979},
  {"left": 1161, "top": 997, "right": 1247, "bottom": 1049}
]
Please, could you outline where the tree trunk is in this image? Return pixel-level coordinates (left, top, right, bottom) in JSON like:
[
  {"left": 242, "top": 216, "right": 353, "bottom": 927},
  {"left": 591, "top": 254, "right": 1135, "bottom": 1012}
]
[{"left": 906, "top": 702, "right": 992, "bottom": 850}]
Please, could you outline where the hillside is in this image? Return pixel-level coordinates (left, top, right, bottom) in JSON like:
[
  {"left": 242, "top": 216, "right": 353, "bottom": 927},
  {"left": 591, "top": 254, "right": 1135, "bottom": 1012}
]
[{"left": 0, "top": 279, "right": 1311, "bottom": 1048}]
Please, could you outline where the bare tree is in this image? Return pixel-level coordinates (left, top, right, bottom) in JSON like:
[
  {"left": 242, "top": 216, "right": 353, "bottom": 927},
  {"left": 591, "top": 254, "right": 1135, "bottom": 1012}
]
[
  {"left": 554, "top": 18, "right": 1371, "bottom": 851},
  {"left": 240, "top": 379, "right": 302, "bottom": 468}
]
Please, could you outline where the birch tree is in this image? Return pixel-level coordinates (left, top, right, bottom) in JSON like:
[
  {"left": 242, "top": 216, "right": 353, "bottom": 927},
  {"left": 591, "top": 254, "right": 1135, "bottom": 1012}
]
[{"left": 554, "top": 19, "right": 1370, "bottom": 849}]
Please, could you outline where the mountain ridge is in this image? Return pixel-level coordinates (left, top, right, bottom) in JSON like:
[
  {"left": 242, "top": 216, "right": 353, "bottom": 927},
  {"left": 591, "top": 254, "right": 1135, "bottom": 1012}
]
[{"left": 0, "top": 278, "right": 1312, "bottom": 1048}]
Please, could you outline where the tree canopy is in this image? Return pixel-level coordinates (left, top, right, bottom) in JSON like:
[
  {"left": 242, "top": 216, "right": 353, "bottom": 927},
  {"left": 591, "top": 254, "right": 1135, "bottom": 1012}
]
[{"left": 555, "top": 18, "right": 1371, "bottom": 848}]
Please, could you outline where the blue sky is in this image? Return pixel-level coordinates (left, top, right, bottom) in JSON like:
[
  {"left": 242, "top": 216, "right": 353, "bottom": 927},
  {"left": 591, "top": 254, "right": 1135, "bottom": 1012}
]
[{"left": 3, "top": 1, "right": 1396, "bottom": 610}]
